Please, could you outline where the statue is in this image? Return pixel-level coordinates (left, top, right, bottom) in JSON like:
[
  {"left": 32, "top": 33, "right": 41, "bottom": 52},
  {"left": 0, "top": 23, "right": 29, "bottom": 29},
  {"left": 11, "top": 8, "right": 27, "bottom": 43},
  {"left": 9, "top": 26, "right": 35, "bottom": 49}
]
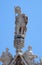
[
  {"left": 0, "top": 48, "right": 13, "bottom": 65},
  {"left": 23, "top": 46, "right": 38, "bottom": 65},
  {"left": 14, "top": 6, "right": 28, "bottom": 51},
  {"left": 15, "top": 6, "right": 28, "bottom": 35}
]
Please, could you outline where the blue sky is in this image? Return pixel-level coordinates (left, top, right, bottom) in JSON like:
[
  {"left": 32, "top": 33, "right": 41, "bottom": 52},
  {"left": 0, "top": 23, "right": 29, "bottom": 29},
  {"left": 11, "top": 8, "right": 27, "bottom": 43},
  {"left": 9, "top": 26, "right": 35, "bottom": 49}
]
[{"left": 0, "top": 0, "right": 42, "bottom": 64}]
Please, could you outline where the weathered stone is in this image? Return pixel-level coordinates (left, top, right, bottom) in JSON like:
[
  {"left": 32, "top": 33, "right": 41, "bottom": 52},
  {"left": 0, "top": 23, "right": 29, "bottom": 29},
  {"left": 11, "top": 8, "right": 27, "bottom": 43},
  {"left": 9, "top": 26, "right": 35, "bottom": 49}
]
[
  {"left": 14, "top": 6, "right": 28, "bottom": 52},
  {"left": 0, "top": 48, "right": 13, "bottom": 65},
  {"left": 0, "top": 6, "right": 42, "bottom": 65}
]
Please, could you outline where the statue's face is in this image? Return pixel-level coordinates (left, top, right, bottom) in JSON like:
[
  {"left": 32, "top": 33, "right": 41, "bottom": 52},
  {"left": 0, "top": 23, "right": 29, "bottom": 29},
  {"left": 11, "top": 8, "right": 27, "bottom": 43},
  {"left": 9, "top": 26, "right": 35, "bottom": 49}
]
[
  {"left": 15, "top": 6, "right": 21, "bottom": 14},
  {"left": 6, "top": 48, "right": 9, "bottom": 52}
]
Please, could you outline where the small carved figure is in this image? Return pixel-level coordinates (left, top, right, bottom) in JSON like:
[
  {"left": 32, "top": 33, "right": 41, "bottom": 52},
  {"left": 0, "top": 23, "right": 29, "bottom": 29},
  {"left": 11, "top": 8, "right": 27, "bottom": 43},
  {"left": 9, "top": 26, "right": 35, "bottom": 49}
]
[
  {"left": 23, "top": 46, "right": 38, "bottom": 65},
  {"left": 0, "top": 48, "right": 13, "bottom": 65}
]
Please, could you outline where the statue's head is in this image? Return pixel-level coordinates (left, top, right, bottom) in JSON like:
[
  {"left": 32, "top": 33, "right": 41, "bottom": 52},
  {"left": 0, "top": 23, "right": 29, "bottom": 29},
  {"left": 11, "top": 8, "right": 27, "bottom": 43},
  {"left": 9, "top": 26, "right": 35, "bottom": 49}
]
[
  {"left": 6, "top": 48, "right": 9, "bottom": 52},
  {"left": 28, "top": 46, "right": 32, "bottom": 51},
  {"left": 15, "top": 6, "right": 21, "bottom": 14}
]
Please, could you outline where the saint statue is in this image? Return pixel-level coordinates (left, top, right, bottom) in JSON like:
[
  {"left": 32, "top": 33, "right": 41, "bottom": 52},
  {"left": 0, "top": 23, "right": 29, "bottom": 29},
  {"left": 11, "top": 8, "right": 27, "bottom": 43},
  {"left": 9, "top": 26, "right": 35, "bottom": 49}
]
[{"left": 15, "top": 6, "right": 28, "bottom": 35}]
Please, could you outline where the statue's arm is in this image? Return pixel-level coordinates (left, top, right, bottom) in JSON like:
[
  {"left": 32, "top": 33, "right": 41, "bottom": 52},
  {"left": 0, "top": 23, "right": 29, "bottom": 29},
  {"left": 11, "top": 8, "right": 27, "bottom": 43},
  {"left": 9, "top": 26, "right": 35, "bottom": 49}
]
[
  {"left": 15, "top": 16, "right": 18, "bottom": 24},
  {"left": 25, "top": 16, "right": 28, "bottom": 24},
  {"left": 22, "top": 14, "right": 28, "bottom": 24}
]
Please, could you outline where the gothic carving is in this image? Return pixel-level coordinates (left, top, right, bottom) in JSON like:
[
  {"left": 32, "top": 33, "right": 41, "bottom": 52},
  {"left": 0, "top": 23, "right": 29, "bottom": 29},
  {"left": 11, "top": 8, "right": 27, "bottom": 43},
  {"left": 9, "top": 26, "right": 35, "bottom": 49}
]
[
  {"left": 0, "top": 48, "right": 13, "bottom": 65},
  {"left": 14, "top": 6, "right": 28, "bottom": 51},
  {"left": 15, "top": 6, "right": 28, "bottom": 35},
  {"left": 0, "top": 6, "right": 42, "bottom": 65},
  {"left": 23, "top": 46, "right": 38, "bottom": 65}
]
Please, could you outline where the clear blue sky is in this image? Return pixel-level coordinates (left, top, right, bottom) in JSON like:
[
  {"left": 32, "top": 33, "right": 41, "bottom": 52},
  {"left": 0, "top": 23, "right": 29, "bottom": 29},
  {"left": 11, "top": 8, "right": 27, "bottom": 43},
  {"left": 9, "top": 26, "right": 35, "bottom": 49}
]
[{"left": 0, "top": 0, "right": 42, "bottom": 64}]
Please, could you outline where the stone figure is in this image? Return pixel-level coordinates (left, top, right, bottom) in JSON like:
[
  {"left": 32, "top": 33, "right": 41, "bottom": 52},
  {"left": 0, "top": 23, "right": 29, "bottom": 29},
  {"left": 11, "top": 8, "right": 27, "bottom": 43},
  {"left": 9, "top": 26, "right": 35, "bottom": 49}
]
[
  {"left": 23, "top": 46, "right": 38, "bottom": 65},
  {"left": 15, "top": 6, "right": 28, "bottom": 35},
  {"left": 0, "top": 48, "right": 13, "bottom": 65}
]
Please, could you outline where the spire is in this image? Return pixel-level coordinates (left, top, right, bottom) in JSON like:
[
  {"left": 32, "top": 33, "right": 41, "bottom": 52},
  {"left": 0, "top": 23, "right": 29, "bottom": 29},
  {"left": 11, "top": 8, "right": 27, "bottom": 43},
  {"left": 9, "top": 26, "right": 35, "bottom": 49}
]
[{"left": 14, "top": 6, "right": 28, "bottom": 53}]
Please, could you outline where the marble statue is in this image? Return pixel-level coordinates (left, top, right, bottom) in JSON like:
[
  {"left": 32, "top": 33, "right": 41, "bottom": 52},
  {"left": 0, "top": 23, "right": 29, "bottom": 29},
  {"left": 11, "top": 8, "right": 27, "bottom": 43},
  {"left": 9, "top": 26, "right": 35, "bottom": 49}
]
[
  {"left": 23, "top": 46, "right": 38, "bottom": 65},
  {"left": 0, "top": 48, "right": 13, "bottom": 65},
  {"left": 15, "top": 6, "right": 28, "bottom": 35}
]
